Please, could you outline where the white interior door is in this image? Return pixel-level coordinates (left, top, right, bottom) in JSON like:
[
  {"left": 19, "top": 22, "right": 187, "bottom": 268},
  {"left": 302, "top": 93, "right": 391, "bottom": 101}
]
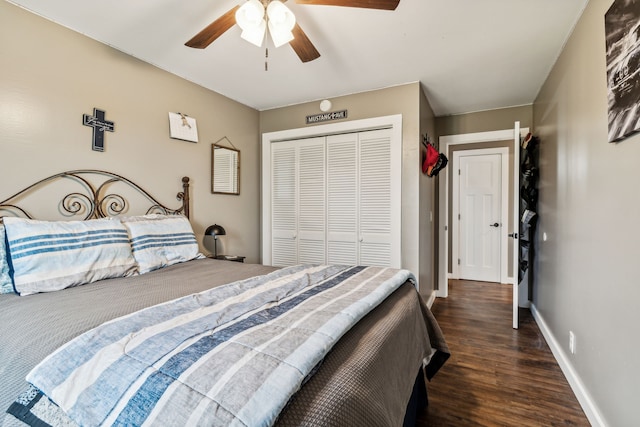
[{"left": 456, "top": 152, "right": 503, "bottom": 282}]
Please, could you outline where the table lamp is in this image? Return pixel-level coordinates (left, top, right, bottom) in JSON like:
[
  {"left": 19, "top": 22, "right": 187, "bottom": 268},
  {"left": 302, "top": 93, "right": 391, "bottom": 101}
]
[{"left": 205, "top": 224, "right": 226, "bottom": 257}]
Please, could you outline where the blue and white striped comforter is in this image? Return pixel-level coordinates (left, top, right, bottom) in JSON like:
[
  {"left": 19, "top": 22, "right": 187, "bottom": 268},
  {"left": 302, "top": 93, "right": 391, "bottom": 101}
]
[{"left": 27, "top": 264, "right": 415, "bottom": 427}]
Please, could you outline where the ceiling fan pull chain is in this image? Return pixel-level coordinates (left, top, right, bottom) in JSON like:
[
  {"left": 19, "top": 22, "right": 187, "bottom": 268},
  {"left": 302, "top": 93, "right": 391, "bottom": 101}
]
[{"left": 265, "top": 47, "right": 269, "bottom": 71}]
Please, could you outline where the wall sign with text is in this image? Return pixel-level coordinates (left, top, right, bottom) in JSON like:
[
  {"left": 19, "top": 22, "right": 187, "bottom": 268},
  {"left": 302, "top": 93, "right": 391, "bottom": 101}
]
[{"left": 306, "top": 110, "right": 348, "bottom": 125}]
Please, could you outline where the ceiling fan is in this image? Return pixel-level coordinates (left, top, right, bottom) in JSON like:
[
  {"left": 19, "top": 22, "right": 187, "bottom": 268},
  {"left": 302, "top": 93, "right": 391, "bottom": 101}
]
[{"left": 185, "top": 0, "right": 400, "bottom": 63}]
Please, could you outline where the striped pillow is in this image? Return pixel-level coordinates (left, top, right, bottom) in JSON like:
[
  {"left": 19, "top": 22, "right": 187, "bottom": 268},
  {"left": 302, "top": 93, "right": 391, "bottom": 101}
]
[
  {"left": 122, "top": 215, "right": 202, "bottom": 274},
  {"left": 0, "top": 223, "right": 14, "bottom": 294},
  {"left": 3, "top": 217, "right": 138, "bottom": 296}
]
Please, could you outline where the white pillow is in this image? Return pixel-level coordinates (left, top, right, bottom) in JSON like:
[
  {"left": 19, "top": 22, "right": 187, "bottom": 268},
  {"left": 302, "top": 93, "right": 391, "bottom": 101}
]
[
  {"left": 0, "top": 223, "right": 14, "bottom": 294},
  {"left": 3, "top": 217, "right": 138, "bottom": 296},
  {"left": 121, "top": 215, "right": 203, "bottom": 274}
]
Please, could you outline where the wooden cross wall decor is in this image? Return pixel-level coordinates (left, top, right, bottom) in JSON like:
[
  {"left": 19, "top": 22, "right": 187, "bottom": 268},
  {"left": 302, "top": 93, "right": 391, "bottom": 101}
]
[{"left": 83, "top": 108, "right": 114, "bottom": 152}]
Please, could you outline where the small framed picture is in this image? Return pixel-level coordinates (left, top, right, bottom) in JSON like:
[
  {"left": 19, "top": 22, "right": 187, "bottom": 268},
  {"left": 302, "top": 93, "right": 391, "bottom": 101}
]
[{"left": 168, "top": 112, "right": 198, "bottom": 143}]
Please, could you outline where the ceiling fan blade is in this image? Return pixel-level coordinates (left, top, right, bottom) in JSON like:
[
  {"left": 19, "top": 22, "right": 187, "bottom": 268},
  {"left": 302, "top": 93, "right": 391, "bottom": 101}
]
[
  {"left": 185, "top": 5, "right": 240, "bottom": 49},
  {"left": 290, "top": 24, "right": 321, "bottom": 62},
  {"left": 294, "top": 0, "right": 399, "bottom": 10}
]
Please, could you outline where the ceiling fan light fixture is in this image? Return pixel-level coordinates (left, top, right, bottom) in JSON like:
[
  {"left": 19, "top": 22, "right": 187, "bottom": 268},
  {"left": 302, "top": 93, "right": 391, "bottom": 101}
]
[
  {"left": 268, "top": 22, "right": 294, "bottom": 47},
  {"left": 267, "top": 1, "right": 296, "bottom": 29},
  {"left": 241, "top": 20, "right": 267, "bottom": 47},
  {"left": 267, "top": 1, "right": 296, "bottom": 47},
  {"left": 236, "top": 0, "right": 265, "bottom": 31}
]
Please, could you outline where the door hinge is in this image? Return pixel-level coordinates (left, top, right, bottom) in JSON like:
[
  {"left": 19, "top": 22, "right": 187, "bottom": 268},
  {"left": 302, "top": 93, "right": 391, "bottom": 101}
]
[
  {"left": 458, "top": 213, "right": 461, "bottom": 220},
  {"left": 458, "top": 258, "right": 461, "bottom": 265}
]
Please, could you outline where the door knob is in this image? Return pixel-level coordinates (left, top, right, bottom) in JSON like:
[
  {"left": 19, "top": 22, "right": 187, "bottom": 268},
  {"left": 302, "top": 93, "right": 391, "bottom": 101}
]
[{"left": 490, "top": 223, "right": 500, "bottom": 227}]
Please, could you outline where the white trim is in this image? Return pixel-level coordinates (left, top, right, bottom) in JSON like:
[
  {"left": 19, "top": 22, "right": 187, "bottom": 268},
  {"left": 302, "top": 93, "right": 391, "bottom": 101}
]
[
  {"left": 436, "top": 126, "right": 529, "bottom": 299},
  {"left": 451, "top": 147, "right": 509, "bottom": 284},
  {"left": 530, "top": 304, "right": 608, "bottom": 427},
  {"left": 440, "top": 128, "right": 522, "bottom": 145},
  {"left": 261, "top": 115, "right": 403, "bottom": 268},
  {"left": 424, "top": 291, "right": 436, "bottom": 309},
  {"left": 512, "top": 122, "right": 521, "bottom": 329}
]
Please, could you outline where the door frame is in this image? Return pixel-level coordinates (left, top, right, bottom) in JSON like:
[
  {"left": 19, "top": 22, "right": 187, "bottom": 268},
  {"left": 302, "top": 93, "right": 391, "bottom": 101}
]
[
  {"left": 437, "top": 125, "right": 529, "bottom": 299},
  {"left": 452, "top": 147, "right": 509, "bottom": 283}
]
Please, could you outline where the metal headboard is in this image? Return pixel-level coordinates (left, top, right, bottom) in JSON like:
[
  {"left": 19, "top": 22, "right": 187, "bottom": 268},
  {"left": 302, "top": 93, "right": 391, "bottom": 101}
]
[{"left": 0, "top": 170, "right": 190, "bottom": 220}]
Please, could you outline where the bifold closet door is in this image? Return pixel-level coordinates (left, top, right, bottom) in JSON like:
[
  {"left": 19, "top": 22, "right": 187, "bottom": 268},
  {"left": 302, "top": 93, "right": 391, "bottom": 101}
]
[
  {"left": 297, "top": 138, "right": 326, "bottom": 264},
  {"left": 358, "top": 129, "right": 395, "bottom": 267},
  {"left": 270, "top": 137, "right": 326, "bottom": 267},
  {"left": 326, "top": 133, "right": 358, "bottom": 265},
  {"left": 326, "top": 128, "right": 397, "bottom": 267},
  {"left": 269, "top": 128, "right": 399, "bottom": 268}
]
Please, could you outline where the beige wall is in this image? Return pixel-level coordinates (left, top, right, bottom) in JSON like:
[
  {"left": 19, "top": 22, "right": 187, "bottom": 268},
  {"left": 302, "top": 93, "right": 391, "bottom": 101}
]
[
  {"left": 533, "top": 0, "right": 638, "bottom": 424},
  {"left": 436, "top": 104, "right": 533, "bottom": 136},
  {"left": 419, "top": 88, "right": 437, "bottom": 295},
  {"left": 0, "top": 1, "right": 262, "bottom": 262},
  {"left": 260, "top": 83, "right": 438, "bottom": 298}
]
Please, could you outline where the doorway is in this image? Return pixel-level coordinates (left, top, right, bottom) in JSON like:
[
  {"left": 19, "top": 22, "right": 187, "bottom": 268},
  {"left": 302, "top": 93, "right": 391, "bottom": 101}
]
[{"left": 437, "top": 124, "right": 529, "bottom": 328}]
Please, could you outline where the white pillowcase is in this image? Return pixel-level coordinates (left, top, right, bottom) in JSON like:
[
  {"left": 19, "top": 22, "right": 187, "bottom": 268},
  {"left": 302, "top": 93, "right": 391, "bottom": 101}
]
[
  {"left": 3, "top": 217, "right": 138, "bottom": 296},
  {"left": 0, "top": 223, "right": 14, "bottom": 294},
  {"left": 121, "top": 215, "right": 203, "bottom": 274}
]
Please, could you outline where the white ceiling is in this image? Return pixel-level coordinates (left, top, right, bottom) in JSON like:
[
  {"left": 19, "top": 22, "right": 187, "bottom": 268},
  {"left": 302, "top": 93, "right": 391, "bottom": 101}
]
[{"left": 7, "top": 0, "right": 588, "bottom": 116}]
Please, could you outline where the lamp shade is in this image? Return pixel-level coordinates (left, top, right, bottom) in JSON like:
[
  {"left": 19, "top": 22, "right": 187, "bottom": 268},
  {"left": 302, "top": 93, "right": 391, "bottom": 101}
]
[
  {"left": 236, "top": 0, "right": 264, "bottom": 29},
  {"left": 205, "top": 224, "right": 226, "bottom": 239},
  {"left": 267, "top": 1, "right": 295, "bottom": 47},
  {"left": 241, "top": 19, "right": 266, "bottom": 47}
]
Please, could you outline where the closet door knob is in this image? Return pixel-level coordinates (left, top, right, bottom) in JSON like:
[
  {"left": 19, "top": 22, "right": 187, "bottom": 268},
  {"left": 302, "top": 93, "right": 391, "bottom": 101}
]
[{"left": 490, "top": 223, "right": 500, "bottom": 227}]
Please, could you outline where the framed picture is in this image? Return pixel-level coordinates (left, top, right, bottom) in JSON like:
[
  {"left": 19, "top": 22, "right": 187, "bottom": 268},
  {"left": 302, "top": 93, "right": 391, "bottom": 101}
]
[
  {"left": 168, "top": 112, "right": 198, "bottom": 143},
  {"left": 605, "top": 0, "right": 640, "bottom": 142}
]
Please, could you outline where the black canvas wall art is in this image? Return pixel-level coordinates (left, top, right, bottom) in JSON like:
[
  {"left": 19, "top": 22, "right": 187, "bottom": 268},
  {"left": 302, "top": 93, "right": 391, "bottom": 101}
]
[{"left": 605, "top": 0, "right": 640, "bottom": 142}]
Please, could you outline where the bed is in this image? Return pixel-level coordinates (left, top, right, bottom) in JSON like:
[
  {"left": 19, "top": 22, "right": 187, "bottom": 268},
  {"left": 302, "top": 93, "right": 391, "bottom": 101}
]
[{"left": 0, "top": 170, "right": 449, "bottom": 427}]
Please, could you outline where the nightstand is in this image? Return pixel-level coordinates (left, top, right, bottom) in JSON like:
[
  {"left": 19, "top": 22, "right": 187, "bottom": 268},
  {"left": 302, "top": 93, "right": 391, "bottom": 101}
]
[{"left": 210, "top": 254, "right": 245, "bottom": 263}]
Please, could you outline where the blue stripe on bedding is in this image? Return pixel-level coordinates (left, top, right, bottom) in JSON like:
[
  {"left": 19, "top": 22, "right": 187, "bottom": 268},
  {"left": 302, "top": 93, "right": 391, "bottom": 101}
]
[
  {"left": 27, "top": 264, "right": 415, "bottom": 427},
  {"left": 8, "top": 231, "right": 130, "bottom": 259},
  {"left": 130, "top": 232, "right": 197, "bottom": 252}
]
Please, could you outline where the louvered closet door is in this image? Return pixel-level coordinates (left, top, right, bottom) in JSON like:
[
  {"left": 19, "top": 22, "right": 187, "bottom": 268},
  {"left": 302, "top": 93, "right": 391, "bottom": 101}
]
[
  {"left": 359, "top": 129, "right": 395, "bottom": 267},
  {"left": 297, "top": 138, "right": 326, "bottom": 264},
  {"left": 269, "top": 128, "right": 399, "bottom": 268},
  {"left": 326, "top": 134, "right": 358, "bottom": 265},
  {"left": 271, "top": 138, "right": 326, "bottom": 267},
  {"left": 271, "top": 141, "right": 298, "bottom": 266}
]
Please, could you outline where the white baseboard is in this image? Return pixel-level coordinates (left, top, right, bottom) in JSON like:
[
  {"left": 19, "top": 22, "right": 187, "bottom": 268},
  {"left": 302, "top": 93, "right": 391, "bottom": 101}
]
[
  {"left": 530, "top": 303, "right": 607, "bottom": 427},
  {"left": 425, "top": 291, "right": 436, "bottom": 309}
]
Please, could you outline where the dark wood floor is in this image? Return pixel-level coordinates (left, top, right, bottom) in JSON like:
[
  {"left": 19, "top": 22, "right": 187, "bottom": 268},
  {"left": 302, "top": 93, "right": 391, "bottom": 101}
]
[{"left": 417, "top": 279, "right": 589, "bottom": 426}]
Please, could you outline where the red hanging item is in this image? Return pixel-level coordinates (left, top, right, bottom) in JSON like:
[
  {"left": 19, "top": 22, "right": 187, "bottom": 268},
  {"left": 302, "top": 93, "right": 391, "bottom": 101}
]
[{"left": 422, "top": 142, "right": 439, "bottom": 174}]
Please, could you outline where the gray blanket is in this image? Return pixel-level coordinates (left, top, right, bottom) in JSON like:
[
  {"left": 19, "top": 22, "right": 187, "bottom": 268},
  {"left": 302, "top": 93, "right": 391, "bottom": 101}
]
[{"left": 1, "top": 259, "right": 448, "bottom": 427}]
